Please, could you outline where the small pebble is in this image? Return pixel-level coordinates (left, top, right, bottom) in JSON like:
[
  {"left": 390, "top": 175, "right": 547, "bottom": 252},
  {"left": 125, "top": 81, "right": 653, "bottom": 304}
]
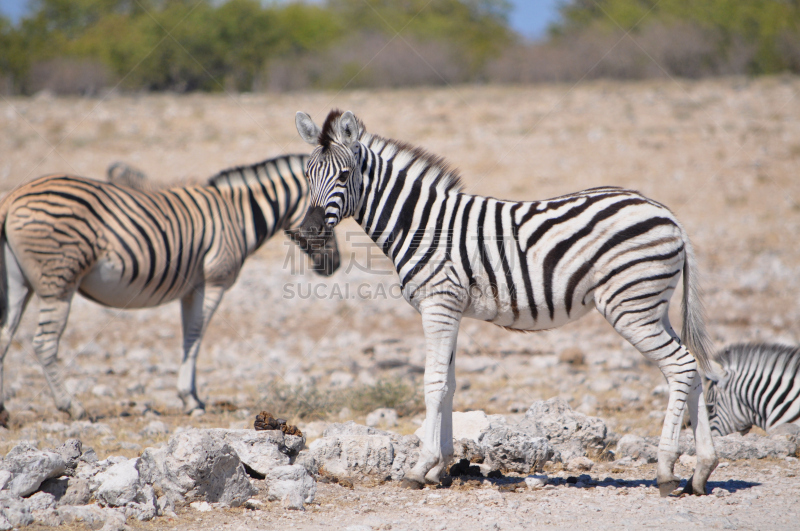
[{"left": 524, "top": 475, "right": 548, "bottom": 489}]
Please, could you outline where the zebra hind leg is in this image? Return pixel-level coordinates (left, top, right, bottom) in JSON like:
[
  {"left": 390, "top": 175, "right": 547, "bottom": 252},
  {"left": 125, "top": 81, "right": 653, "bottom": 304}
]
[
  {"left": 0, "top": 247, "right": 33, "bottom": 427},
  {"left": 609, "top": 311, "right": 703, "bottom": 496},
  {"left": 31, "top": 296, "right": 86, "bottom": 420},
  {"left": 682, "top": 372, "right": 718, "bottom": 495},
  {"left": 178, "top": 285, "right": 226, "bottom": 415}
]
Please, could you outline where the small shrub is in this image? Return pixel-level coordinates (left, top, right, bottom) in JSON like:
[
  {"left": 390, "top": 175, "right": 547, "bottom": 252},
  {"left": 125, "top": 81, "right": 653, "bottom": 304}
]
[{"left": 258, "top": 378, "right": 423, "bottom": 421}]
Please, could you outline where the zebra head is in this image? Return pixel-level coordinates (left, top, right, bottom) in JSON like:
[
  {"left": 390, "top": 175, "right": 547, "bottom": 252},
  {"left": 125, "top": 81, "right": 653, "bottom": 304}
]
[{"left": 295, "top": 110, "right": 364, "bottom": 239}]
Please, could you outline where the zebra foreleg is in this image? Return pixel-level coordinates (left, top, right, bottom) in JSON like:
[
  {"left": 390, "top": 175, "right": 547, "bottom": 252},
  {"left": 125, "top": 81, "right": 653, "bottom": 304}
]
[
  {"left": 178, "top": 284, "right": 226, "bottom": 415},
  {"left": 401, "top": 302, "right": 460, "bottom": 488},
  {"left": 32, "top": 297, "right": 85, "bottom": 420},
  {"left": 683, "top": 372, "right": 718, "bottom": 495}
]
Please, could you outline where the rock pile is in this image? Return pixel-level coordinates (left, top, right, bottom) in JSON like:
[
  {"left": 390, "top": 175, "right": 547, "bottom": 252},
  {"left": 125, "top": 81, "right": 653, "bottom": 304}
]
[
  {"left": 304, "top": 399, "right": 607, "bottom": 482},
  {"left": 615, "top": 429, "right": 799, "bottom": 464},
  {"left": 304, "top": 421, "right": 421, "bottom": 481},
  {"left": 2, "top": 398, "right": 795, "bottom": 527},
  {"left": 0, "top": 427, "right": 314, "bottom": 529}
]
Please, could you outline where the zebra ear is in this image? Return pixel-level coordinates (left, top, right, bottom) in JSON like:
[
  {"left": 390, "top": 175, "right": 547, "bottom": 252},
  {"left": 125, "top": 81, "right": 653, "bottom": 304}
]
[
  {"left": 296, "top": 112, "right": 320, "bottom": 146},
  {"left": 707, "top": 359, "right": 729, "bottom": 386},
  {"left": 339, "top": 111, "right": 361, "bottom": 152}
]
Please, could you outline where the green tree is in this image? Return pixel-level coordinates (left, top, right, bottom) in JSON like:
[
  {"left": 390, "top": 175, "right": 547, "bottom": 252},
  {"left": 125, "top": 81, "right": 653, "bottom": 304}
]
[{"left": 554, "top": 0, "right": 800, "bottom": 74}]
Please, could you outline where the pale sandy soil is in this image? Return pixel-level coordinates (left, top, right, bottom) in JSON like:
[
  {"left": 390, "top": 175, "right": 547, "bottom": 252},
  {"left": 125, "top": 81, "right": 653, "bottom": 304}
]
[{"left": 1, "top": 77, "right": 800, "bottom": 529}]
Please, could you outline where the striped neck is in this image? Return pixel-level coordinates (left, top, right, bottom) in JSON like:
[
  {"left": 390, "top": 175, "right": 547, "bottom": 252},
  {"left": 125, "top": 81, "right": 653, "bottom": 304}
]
[
  {"left": 209, "top": 155, "right": 309, "bottom": 256},
  {"left": 354, "top": 134, "right": 463, "bottom": 258}
]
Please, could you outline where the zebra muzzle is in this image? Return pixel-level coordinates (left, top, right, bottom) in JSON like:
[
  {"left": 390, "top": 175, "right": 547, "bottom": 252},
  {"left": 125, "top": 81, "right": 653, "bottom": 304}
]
[
  {"left": 299, "top": 206, "right": 329, "bottom": 238},
  {"left": 294, "top": 206, "right": 339, "bottom": 276}
]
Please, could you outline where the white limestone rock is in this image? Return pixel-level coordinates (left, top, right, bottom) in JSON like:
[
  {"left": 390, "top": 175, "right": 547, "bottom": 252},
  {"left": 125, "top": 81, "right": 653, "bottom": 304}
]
[
  {"left": 414, "top": 410, "right": 492, "bottom": 444},
  {"left": 566, "top": 456, "right": 595, "bottom": 472},
  {"left": 93, "top": 458, "right": 142, "bottom": 506},
  {"left": 208, "top": 429, "right": 304, "bottom": 476},
  {"left": 140, "top": 420, "right": 170, "bottom": 438},
  {"left": 266, "top": 465, "right": 316, "bottom": 510},
  {"left": 0, "top": 491, "right": 33, "bottom": 529},
  {"left": 520, "top": 397, "right": 608, "bottom": 457},
  {"left": 39, "top": 476, "right": 92, "bottom": 506},
  {"left": 309, "top": 435, "right": 394, "bottom": 479},
  {"left": 478, "top": 426, "right": 554, "bottom": 474},
  {"left": 136, "top": 429, "right": 256, "bottom": 507},
  {"left": 524, "top": 474, "right": 548, "bottom": 489},
  {"left": 58, "top": 504, "right": 126, "bottom": 531},
  {"left": 311, "top": 422, "right": 420, "bottom": 481},
  {"left": 1, "top": 442, "right": 67, "bottom": 497},
  {"left": 55, "top": 439, "right": 83, "bottom": 473},
  {"left": 366, "top": 408, "right": 399, "bottom": 428},
  {"left": 615, "top": 434, "right": 658, "bottom": 463},
  {"left": 25, "top": 491, "right": 56, "bottom": 511}
]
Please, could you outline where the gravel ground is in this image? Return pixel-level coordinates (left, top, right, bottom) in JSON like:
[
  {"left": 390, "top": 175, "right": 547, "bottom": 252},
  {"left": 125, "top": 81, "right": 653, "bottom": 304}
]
[{"left": 2, "top": 77, "right": 800, "bottom": 529}]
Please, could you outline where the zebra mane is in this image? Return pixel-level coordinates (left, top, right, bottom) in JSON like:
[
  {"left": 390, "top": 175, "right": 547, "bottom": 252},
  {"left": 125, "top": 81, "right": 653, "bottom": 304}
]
[
  {"left": 206, "top": 154, "right": 305, "bottom": 187},
  {"left": 364, "top": 133, "right": 465, "bottom": 194},
  {"left": 319, "top": 109, "right": 464, "bottom": 193},
  {"left": 718, "top": 343, "right": 800, "bottom": 369}
]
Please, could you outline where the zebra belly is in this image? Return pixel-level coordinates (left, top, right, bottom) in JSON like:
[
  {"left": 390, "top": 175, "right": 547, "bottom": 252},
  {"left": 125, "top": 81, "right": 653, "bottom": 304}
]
[
  {"left": 78, "top": 256, "right": 190, "bottom": 308},
  {"left": 462, "top": 286, "right": 594, "bottom": 330}
]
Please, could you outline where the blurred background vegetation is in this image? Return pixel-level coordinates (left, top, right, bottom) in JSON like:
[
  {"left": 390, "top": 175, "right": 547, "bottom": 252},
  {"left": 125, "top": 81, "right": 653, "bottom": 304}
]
[{"left": 1, "top": 0, "right": 800, "bottom": 95}]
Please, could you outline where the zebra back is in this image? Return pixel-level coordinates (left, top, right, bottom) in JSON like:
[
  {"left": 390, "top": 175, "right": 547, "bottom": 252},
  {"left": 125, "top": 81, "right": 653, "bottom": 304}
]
[{"left": 708, "top": 343, "right": 800, "bottom": 435}]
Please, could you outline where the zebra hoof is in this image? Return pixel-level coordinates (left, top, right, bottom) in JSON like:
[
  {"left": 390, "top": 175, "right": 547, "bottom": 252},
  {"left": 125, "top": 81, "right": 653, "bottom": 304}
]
[
  {"left": 180, "top": 395, "right": 205, "bottom": 415},
  {"left": 400, "top": 478, "right": 425, "bottom": 490},
  {"left": 658, "top": 479, "right": 680, "bottom": 498},
  {"left": 0, "top": 405, "right": 9, "bottom": 428},
  {"left": 683, "top": 474, "right": 707, "bottom": 496},
  {"left": 68, "top": 402, "right": 87, "bottom": 420}
]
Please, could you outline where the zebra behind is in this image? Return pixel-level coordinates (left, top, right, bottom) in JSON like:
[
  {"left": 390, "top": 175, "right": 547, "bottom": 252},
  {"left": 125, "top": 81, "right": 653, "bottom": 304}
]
[
  {"left": 706, "top": 343, "right": 800, "bottom": 436},
  {"left": 296, "top": 109, "right": 721, "bottom": 496},
  {"left": 0, "top": 154, "right": 339, "bottom": 427}
]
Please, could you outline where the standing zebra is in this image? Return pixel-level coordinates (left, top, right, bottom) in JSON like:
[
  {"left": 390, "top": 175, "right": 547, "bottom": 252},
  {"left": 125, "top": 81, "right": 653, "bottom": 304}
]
[
  {"left": 0, "top": 154, "right": 339, "bottom": 426},
  {"left": 705, "top": 343, "right": 800, "bottom": 436},
  {"left": 295, "top": 109, "right": 721, "bottom": 496}
]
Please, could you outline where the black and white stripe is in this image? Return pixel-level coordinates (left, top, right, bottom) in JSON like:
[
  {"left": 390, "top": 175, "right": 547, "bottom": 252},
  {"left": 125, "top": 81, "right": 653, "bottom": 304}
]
[
  {"left": 707, "top": 343, "right": 800, "bottom": 436},
  {"left": 0, "top": 154, "right": 339, "bottom": 425},
  {"left": 296, "top": 109, "right": 720, "bottom": 496}
]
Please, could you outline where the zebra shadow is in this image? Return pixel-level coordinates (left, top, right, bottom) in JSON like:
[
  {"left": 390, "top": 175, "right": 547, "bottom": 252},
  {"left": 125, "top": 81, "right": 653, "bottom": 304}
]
[{"left": 546, "top": 475, "right": 761, "bottom": 494}]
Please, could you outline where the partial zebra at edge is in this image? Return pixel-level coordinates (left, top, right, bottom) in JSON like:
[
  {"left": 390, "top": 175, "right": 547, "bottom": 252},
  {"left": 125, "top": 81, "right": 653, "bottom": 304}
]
[{"left": 707, "top": 343, "right": 800, "bottom": 436}]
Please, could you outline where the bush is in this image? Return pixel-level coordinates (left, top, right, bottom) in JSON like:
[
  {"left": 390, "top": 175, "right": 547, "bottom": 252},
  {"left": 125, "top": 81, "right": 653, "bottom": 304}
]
[
  {"left": 487, "top": 21, "right": 757, "bottom": 84},
  {"left": 0, "top": 0, "right": 511, "bottom": 94},
  {"left": 27, "top": 57, "right": 111, "bottom": 95},
  {"left": 258, "top": 378, "right": 424, "bottom": 421},
  {"left": 264, "top": 32, "right": 470, "bottom": 92}
]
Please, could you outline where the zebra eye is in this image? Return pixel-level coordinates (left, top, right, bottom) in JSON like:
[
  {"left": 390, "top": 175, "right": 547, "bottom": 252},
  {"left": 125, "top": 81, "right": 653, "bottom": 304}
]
[{"left": 337, "top": 170, "right": 350, "bottom": 183}]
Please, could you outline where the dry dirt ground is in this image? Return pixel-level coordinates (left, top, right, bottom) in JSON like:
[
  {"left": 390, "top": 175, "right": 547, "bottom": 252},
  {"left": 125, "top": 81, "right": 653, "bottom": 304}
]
[{"left": 1, "top": 77, "right": 800, "bottom": 530}]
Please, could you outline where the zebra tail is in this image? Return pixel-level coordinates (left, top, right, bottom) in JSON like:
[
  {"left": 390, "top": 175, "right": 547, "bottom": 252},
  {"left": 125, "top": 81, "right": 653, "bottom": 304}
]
[{"left": 680, "top": 230, "right": 723, "bottom": 382}]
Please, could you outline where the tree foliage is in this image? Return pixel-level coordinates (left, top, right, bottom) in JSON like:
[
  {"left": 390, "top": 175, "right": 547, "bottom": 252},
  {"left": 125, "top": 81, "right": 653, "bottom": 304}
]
[
  {"left": 0, "top": 0, "right": 512, "bottom": 93},
  {"left": 553, "top": 0, "right": 800, "bottom": 75},
  {"left": 3, "top": 0, "right": 800, "bottom": 94}
]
